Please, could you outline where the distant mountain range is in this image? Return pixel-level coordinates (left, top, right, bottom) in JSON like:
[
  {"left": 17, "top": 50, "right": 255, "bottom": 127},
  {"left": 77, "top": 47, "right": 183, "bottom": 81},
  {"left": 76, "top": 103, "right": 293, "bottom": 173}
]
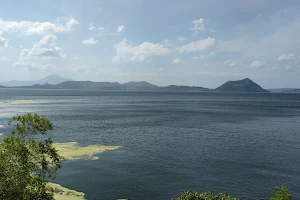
[
  {"left": 267, "top": 88, "right": 300, "bottom": 93},
  {"left": 0, "top": 75, "right": 72, "bottom": 87},
  {"left": 123, "top": 81, "right": 159, "bottom": 90},
  {"left": 15, "top": 81, "right": 209, "bottom": 91},
  {"left": 1, "top": 75, "right": 297, "bottom": 93},
  {"left": 159, "top": 85, "right": 208, "bottom": 92}
]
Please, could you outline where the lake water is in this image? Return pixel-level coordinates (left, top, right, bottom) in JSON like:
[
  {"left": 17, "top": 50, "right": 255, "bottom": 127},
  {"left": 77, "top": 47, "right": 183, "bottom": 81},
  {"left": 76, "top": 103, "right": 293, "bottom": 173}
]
[{"left": 0, "top": 89, "right": 300, "bottom": 200}]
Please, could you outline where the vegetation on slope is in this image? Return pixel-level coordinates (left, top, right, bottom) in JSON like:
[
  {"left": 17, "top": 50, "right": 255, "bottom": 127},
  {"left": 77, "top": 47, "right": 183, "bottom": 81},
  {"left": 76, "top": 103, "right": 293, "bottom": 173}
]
[
  {"left": 172, "top": 186, "right": 292, "bottom": 200},
  {"left": 172, "top": 191, "right": 238, "bottom": 200}
]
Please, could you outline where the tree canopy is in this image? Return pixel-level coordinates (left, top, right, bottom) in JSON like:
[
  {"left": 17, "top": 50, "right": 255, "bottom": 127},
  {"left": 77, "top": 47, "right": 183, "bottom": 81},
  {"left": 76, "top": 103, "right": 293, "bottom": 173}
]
[{"left": 0, "top": 113, "right": 63, "bottom": 200}]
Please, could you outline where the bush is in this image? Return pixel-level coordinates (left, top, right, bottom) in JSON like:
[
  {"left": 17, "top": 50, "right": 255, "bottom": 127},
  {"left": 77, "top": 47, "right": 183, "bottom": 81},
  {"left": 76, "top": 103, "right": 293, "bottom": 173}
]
[
  {"left": 270, "top": 186, "right": 292, "bottom": 200},
  {"left": 172, "top": 191, "right": 239, "bottom": 200}
]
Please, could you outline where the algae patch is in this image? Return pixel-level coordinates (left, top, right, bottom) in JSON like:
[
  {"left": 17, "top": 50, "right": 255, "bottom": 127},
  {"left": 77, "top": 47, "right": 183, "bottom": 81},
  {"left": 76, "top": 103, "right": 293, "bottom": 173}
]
[
  {"left": 0, "top": 100, "right": 64, "bottom": 105},
  {"left": 47, "top": 182, "right": 85, "bottom": 200},
  {"left": 0, "top": 100, "right": 35, "bottom": 104},
  {"left": 53, "top": 142, "right": 120, "bottom": 160},
  {"left": 0, "top": 112, "right": 14, "bottom": 117}
]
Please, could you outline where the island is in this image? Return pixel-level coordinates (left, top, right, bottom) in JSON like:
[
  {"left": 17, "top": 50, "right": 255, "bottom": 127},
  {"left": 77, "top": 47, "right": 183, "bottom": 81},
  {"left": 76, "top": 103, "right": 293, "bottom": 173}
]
[{"left": 215, "top": 78, "right": 269, "bottom": 92}]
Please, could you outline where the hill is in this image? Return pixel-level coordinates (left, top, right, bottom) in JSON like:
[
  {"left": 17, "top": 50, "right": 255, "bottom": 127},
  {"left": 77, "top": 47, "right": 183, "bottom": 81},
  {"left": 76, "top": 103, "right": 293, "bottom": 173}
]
[
  {"left": 19, "top": 83, "right": 59, "bottom": 89},
  {"left": 159, "top": 85, "right": 208, "bottom": 92},
  {"left": 55, "top": 81, "right": 123, "bottom": 89},
  {"left": 215, "top": 78, "right": 268, "bottom": 92},
  {"left": 0, "top": 75, "right": 72, "bottom": 87},
  {"left": 123, "top": 81, "right": 159, "bottom": 90}
]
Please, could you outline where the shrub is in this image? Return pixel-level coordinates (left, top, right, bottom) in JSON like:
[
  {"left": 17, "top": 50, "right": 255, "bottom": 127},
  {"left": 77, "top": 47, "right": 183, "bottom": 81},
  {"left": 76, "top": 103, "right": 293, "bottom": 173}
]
[{"left": 172, "top": 191, "right": 239, "bottom": 200}]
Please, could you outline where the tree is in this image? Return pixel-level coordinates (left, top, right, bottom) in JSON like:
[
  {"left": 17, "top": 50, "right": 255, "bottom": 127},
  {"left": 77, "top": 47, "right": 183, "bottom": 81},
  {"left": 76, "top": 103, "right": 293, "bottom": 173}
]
[
  {"left": 172, "top": 191, "right": 239, "bottom": 200},
  {"left": 270, "top": 186, "right": 292, "bottom": 200},
  {"left": 0, "top": 113, "right": 63, "bottom": 200}
]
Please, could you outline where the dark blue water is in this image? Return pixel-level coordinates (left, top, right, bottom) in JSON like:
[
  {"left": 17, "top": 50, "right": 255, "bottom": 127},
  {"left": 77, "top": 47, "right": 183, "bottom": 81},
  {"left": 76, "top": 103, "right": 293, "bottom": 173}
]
[{"left": 1, "top": 89, "right": 300, "bottom": 200}]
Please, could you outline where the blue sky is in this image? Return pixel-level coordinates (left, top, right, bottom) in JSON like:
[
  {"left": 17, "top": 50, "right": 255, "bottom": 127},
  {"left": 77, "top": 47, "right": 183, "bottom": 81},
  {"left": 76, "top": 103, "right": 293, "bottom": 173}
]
[{"left": 0, "top": 0, "right": 300, "bottom": 88}]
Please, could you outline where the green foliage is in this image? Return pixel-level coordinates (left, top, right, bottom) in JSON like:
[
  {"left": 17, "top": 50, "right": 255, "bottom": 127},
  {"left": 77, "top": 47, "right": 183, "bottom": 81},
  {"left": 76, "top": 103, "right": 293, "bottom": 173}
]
[
  {"left": 0, "top": 113, "right": 63, "bottom": 200},
  {"left": 172, "top": 191, "right": 239, "bottom": 200},
  {"left": 270, "top": 186, "right": 292, "bottom": 200}
]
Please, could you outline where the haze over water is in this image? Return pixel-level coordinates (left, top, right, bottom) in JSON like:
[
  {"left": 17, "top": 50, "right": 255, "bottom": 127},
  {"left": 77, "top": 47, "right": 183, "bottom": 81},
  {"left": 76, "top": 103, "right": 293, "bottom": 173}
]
[{"left": 0, "top": 89, "right": 300, "bottom": 200}]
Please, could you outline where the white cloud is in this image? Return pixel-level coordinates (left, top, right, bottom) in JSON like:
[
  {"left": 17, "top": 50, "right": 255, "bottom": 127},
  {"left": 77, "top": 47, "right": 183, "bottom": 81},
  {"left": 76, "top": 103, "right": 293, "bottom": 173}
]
[
  {"left": 172, "top": 58, "right": 181, "bottom": 64},
  {"left": 0, "top": 36, "right": 8, "bottom": 47},
  {"left": 87, "top": 23, "right": 106, "bottom": 36},
  {"left": 158, "top": 67, "right": 164, "bottom": 71},
  {"left": 0, "top": 56, "right": 9, "bottom": 62},
  {"left": 193, "top": 57, "right": 199, "bottom": 62},
  {"left": 178, "top": 37, "right": 186, "bottom": 42},
  {"left": 82, "top": 37, "right": 99, "bottom": 45},
  {"left": 177, "top": 37, "right": 215, "bottom": 53},
  {"left": 13, "top": 61, "right": 53, "bottom": 69},
  {"left": 72, "top": 54, "right": 84, "bottom": 60},
  {"left": 250, "top": 60, "right": 265, "bottom": 68},
  {"left": 89, "top": 23, "right": 95, "bottom": 30},
  {"left": 285, "top": 65, "right": 300, "bottom": 72},
  {"left": 219, "top": 16, "right": 300, "bottom": 59},
  {"left": 0, "top": 18, "right": 79, "bottom": 36},
  {"left": 191, "top": 18, "right": 214, "bottom": 33},
  {"left": 215, "top": 39, "right": 247, "bottom": 53},
  {"left": 200, "top": 51, "right": 216, "bottom": 60},
  {"left": 113, "top": 39, "right": 170, "bottom": 63},
  {"left": 163, "top": 39, "right": 172, "bottom": 46},
  {"left": 193, "top": 52, "right": 216, "bottom": 61},
  {"left": 277, "top": 53, "right": 296, "bottom": 61},
  {"left": 13, "top": 61, "right": 39, "bottom": 68},
  {"left": 117, "top": 25, "right": 125, "bottom": 33},
  {"left": 96, "top": 67, "right": 126, "bottom": 77},
  {"left": 97, "top": 27, "right": 106, "bottom": 36},
  {"left": 21, "top": 34, "right": 65, "bottom": 58},
  {"left": 196, "top": 71, "right": 244, "bottom": 77},
  {"left": 73, "top": 65, "right": 92, "bottom": 73},
  {"left": 110, "top": 25, "right": 125, "bottom": 36},
  {"left": 191, "top": 18, "right": 205, "bottom": 31},
  {"left": 224, "top": 60, "right": 240, "bottom": 67}
]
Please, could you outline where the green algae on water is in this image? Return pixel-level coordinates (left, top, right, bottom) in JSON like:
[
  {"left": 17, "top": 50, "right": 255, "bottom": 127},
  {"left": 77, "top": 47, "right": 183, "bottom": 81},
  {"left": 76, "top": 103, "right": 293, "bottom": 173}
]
[
  {"left": 53, "top": 142, "right": 121, "bottom": 160},
  {"left": 47, "top": 182, "right": 85, "bottom": 200}
]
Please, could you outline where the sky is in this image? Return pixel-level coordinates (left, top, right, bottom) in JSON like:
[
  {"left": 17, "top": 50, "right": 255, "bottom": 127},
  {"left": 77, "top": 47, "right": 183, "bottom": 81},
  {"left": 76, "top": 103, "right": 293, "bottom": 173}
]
[{"left": 0, "top": 0, "right": 300, "bottom": 88}]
